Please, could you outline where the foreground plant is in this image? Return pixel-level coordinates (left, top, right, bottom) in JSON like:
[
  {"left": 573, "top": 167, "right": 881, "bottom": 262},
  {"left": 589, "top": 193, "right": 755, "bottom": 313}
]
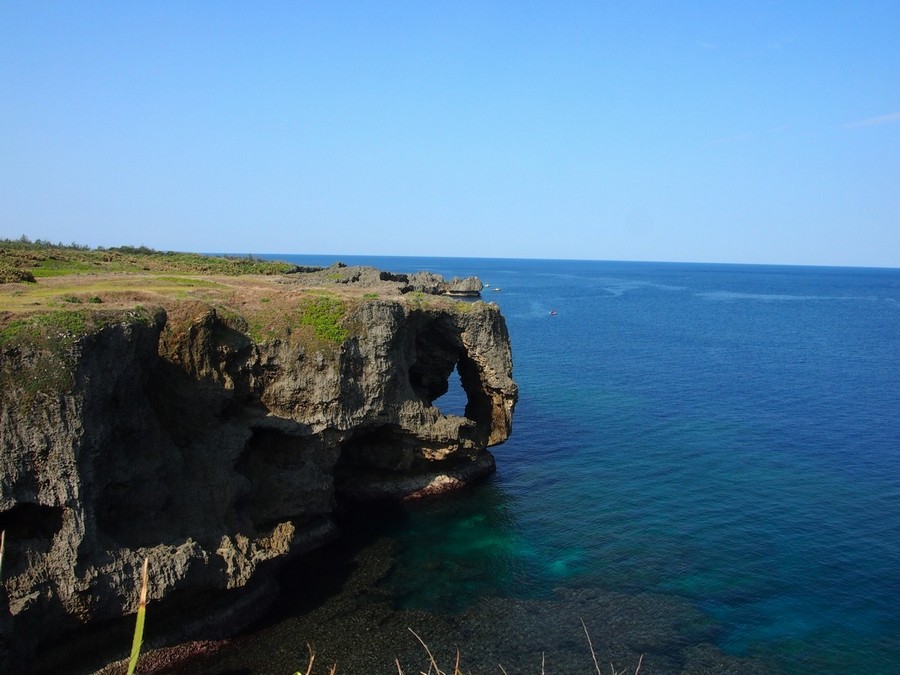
[{"left": 126, "top": 558, "right": 149, "bottom": 675}]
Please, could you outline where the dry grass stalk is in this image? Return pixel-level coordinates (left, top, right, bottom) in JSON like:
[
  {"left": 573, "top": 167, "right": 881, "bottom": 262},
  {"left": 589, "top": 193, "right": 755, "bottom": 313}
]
[
  {"left": 303, "top": 643, "right": 316, "bottom": 675},
  {"left": 403, "top": 623, "right": 640, "bottom": 675},
  {"left": 400, "top": 628, "right": 465, "bottom": 675},
  {"left": 294, "top": 644, "right": 336, "bottom": 675},
  {"left": 582, "top": 617, "right": 643, "bottom": 675},
  {"left": 582, "top": 617, "right": 603, "bottom": 675}
]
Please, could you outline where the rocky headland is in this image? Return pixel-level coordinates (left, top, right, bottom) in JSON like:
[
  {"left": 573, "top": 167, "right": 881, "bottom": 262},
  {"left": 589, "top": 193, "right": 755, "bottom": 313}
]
[{"left": 0, "top": 249, "right": 517, "bottom": 672}]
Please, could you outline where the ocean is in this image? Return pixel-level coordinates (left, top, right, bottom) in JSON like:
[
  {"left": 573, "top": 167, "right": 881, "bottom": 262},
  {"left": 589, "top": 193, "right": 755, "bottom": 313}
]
[{"left": 191, "top": 257, "right": 900, "bottom": 674}]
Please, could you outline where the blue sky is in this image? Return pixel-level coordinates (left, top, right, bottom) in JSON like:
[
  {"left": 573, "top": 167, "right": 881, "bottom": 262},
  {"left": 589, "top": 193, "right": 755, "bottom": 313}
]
[{"left": 2, "top": 2, "right": 898, "bottom": 267}]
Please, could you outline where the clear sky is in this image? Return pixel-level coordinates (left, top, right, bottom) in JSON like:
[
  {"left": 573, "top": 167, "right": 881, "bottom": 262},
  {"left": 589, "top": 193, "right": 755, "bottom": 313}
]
[{"left": 2, "top": 2, "right": 898, "bottom": 267}]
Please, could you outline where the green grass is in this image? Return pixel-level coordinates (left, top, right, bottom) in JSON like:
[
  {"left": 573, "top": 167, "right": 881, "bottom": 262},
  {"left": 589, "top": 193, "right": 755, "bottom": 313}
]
[
  {"left": 297, "top": 295, "right": 348, "bottom": 345},
  {"left": 240, "top": 293, "right": 351, "bottom": 347},
  {"left": 29, "top": 258, "right": 100, "bottom": 278},
  {"left": 407, "top": 291, "right": 428, "bottom": 310},
  {"left": 451, "top": 299, "right": 480, "bottom": 313},
  {"left": 1, "top": 309, "right": 92, "bottom": 345}
]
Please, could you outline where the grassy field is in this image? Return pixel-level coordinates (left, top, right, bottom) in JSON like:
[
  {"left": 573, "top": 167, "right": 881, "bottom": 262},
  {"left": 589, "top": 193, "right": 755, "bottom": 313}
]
[
  {"left": 0, "top": 239, "right": 336, "bottom": 343},
  {"left": 0, "top": 238, "right": 473, "bottom": 355},
  {"left": 0, "top": 237, "right": 298, "bottom": 279}
]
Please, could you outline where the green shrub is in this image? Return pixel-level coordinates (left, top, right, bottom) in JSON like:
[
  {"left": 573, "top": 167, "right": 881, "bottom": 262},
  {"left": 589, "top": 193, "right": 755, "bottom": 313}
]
[{"left": 0, "top": 264, "right": 36, "bottom": 283}]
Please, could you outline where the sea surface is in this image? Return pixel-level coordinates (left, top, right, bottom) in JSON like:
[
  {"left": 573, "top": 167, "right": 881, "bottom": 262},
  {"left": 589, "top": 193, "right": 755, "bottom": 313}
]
[{"left": 193, "top": 257, "right": 900, "bottom": 674}]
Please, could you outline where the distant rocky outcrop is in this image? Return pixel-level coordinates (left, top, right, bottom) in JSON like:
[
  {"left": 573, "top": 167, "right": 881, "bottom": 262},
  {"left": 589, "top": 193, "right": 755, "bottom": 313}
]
[
  {"left": 284, "top": 263, "right": 484, "bottom": 297},
  {"left": 446, "top": 276, "right": 484, "bottom": 297},
  {"left": 406, "top": 271, "right": 447, "bottom": 294},
  {"left": 0, "top": 272, "right": 516, "bottom": 672}
]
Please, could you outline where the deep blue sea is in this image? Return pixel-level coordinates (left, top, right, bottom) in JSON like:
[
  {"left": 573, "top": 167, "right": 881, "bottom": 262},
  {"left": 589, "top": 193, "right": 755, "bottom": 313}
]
[{"left": 201, "top": 256, "right": 900, "bottom": 674}]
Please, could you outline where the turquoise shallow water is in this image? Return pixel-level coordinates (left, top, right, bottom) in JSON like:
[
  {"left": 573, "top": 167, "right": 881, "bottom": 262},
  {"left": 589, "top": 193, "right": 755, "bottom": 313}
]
[{"left": 219, "top": 256, "right": 900, "bottom": 673}]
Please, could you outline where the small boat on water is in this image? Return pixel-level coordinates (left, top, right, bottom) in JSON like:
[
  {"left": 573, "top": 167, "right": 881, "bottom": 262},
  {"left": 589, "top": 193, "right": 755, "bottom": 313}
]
[{"left": 549, "top": 309, "right": 558, "bottom": 316}]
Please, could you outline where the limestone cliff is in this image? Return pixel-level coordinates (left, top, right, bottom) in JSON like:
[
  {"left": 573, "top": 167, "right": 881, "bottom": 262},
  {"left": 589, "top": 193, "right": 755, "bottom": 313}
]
[{"left": 0, "top": 271, "right": 517, "bottom": 670}]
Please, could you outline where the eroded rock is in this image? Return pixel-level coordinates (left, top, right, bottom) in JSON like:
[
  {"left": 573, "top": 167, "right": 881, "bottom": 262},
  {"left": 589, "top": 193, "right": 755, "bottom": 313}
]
[
  {"left": 446, "top": 276, "right": 483, "bottom": 296},
  {"left": 0, "top": 283, "right": 517, "bottom": 670}
]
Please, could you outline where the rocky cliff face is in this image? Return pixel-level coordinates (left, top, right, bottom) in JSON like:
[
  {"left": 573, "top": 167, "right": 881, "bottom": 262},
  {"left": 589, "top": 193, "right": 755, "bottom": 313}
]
[{"left": 0, "top": 283, "right": 517, "bottom": 670}]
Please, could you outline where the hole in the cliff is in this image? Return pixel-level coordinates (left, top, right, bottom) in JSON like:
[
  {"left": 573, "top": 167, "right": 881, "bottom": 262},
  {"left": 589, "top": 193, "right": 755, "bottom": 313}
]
[
  {"left": 409, "top": 320, "right": 456, "bottom": 398},
  {"left": 432, "top": 363, "right": 468, "bottom": 418},
  {"left": 408, "top": 319, "right": 473, "bottom": 420},
  {"left": 0, "top": 503, "right": 63, "bottom": 542},
  {"left": 0, "top": 504, "right": 64, "bottom": 575},
  {"left": 457, "top": 353, "right": 495, "bottom": 443},
  {"left": 406, "top": 316, "right": 495, "bottom": 441}
]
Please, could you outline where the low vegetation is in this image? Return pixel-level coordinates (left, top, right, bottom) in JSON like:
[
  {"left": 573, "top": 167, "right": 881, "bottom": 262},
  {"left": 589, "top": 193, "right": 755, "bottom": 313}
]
[
  {"left": 0, "top": 306, "right": 161, "bottom": 403},
  {"left": 0, "top": 306, "right": 158, "bottom": 349},
  {"left": 0, "top": 237, "right": 298, "bottom": 278},
  {"left": 297, "top": 295, "right": 349, "bottom": 345},
  {"left": 0, "top": 239, "right": 484, "bottom": 398},
  {"left": 0, "top": 240, "right": 366, "bottom": 346},
  {"left": 0, "top": 263, "right": 36, "bottom": 283},
  {"left": 0, "top": 239, "right": 344, "bottom": 347},
  {"left": 230, "top": 290, "right": 351, "bottom": 347}
]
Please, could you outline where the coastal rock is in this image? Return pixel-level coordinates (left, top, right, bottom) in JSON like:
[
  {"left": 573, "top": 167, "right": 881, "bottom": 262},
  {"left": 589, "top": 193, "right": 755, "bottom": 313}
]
[
  {"left": 446, "top": 276, "right": 484, "bottom": 296},
  {"left": 279, "top": 264, "right": 485, "bottom": 298},
  {"left": 0, "top": 287, "right": 517, "bottom": 670},
  {"left": 405, "top": 271, "right": 446, "bottom": 294}
]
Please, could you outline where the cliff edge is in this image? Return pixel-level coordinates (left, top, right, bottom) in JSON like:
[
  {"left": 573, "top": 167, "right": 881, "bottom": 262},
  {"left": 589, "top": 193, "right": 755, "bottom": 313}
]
[{"left": 0, "top": 259, "right": 517, "bottom": 671}]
